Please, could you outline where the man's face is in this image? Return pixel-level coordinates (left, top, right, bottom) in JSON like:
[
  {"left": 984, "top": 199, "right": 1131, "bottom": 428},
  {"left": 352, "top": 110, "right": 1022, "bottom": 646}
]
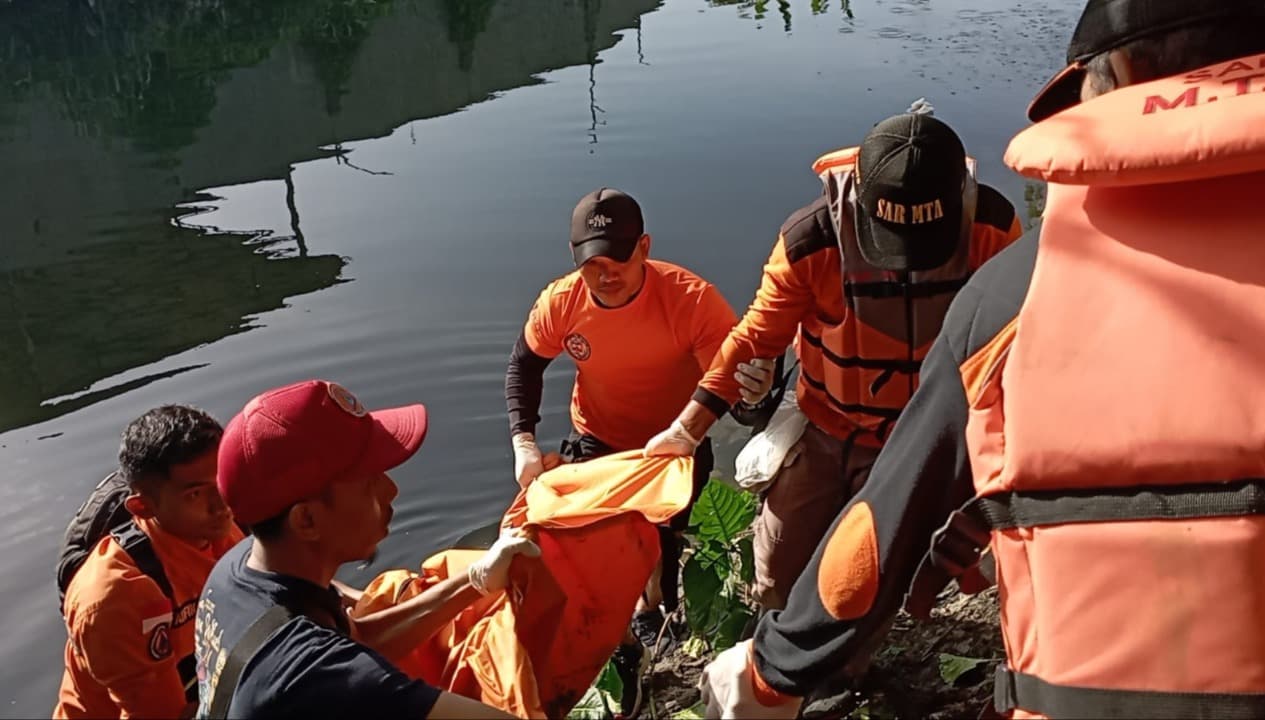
[
  {"left": 145, "top": 450, "right": 236, "bottom": 545},
  {"left": 578, "top": 235, "right": 649, "bottom": 307},
  {"left": 313, "top": 471, "right": 399, "bottom": 564}
]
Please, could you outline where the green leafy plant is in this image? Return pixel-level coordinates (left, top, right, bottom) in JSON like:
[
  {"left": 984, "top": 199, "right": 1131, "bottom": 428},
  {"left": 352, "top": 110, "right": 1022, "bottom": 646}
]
[
  {"left": 681, "top": 478, "right": 759, "bottom": 652},
  {"left": 671, "top": 702, "right": 706, "bottom": 719},
  {"left": 566, "top": 659, "right": 623, "bottom": 719},
  {"left": 937, "top": 652, "right": 991, "bottom": 687}
]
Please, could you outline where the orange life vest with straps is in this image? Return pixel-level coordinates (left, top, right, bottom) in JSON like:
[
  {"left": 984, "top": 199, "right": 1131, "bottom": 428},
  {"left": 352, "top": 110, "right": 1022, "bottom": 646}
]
[
  {"left": 799, "top": 146, "right": 994, "bottom": 446},
  {"left": 963, "top": 53, "right": 1265, "bottom": 719}
]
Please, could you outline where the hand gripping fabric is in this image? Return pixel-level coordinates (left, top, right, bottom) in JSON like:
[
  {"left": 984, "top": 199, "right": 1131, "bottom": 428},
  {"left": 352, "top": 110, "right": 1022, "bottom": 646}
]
[{"left": 352, "top": 451, "right": 694, "bottom": 719}]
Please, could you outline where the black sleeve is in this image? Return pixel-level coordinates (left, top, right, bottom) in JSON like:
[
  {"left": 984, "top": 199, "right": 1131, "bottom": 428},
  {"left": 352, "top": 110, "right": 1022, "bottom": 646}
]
[
  {"left": 506, "top": 332, "right": 553, "bottom": 437},
  {"left": 752, "top": 311, "right": 977, "bottom": 694},
  {"left": 752, "top": 230, "right": 1039, "bottom": 696}
]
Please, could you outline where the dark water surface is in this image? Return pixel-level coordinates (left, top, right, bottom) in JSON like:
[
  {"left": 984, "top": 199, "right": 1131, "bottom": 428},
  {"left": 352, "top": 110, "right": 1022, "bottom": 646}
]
[{"left": 0, "top": 0, "right": 1072, "bottom": 713}]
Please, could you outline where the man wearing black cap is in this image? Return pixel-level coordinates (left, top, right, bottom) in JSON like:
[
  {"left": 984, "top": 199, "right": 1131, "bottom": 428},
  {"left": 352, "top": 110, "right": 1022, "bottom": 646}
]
[
  {"left": 646, "top": 110, "right": 1022, "bottom": 613},
  {"left": 691, "top": 1, "right": 1265, "bottom": 717},
  {"left": 504, "top": 187, "right": 764, "bottom": 716}
]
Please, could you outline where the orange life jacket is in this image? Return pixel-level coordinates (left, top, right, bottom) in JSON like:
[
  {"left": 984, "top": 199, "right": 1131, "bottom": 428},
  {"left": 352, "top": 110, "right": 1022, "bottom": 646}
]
[
  {"left": 965, "top": 53, "right": 1265, "bottom": 719},
  {"left": 803, "top": 147, "right": 988, "bottom": 446},
  {"left": 353, "top": 452, "right": 693, "bottom": 719}
]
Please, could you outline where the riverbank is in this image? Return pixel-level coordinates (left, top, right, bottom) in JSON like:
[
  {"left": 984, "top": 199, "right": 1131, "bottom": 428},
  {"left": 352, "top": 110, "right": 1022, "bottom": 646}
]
[{"left": 644, "top": 588, "right": 1003, "bottom": 719}]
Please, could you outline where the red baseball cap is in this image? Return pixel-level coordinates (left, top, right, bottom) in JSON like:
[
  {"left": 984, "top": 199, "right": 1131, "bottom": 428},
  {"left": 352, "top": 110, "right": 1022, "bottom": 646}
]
[{"left": 217, "top": 380, "right": 429, "bottom": 527}]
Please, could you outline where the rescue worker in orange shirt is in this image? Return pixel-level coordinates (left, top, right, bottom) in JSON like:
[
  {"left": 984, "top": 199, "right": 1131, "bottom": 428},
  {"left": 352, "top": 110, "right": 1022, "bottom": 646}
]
[
  {"left": 695, "top": 1, "right": 1265, "bottom": 717},
  {"left": 646, "top": 111, "right": 1023, "bottom": 612},
  {"left": 504, "top": 187, "right": 773, "bottom": 716},
  {"left": 54, "top": 405, "right": 243, "bottom": 719}
]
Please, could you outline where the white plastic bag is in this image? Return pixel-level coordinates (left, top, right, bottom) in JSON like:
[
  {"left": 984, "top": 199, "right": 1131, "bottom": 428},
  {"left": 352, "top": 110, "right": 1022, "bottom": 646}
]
[{"left": 733, "top": 388, "right": 809, "bottom": 494}]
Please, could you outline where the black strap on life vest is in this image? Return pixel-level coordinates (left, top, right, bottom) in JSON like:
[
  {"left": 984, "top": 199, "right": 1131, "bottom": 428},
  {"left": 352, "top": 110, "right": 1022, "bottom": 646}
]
[
  {"left": 976, "top": 478, "right": 1265, "bottom": 530},
  {"left": 798, "top": 370, "right": 903, "bottom": 421},
  {"left": 903, "top": 479, "right": 1265, "bottom": 620},
  {"left": 799, "top": 330, "right": 923, "bottom": 374},
  {"left": 994, "top": 666, "right": 1265, "bottom": 720},
  {"left": 843, "top": 276, "right": 969, "bottom": 300},
  {"left": 205, "top": 605, "right": 294, "bottom": 720}
]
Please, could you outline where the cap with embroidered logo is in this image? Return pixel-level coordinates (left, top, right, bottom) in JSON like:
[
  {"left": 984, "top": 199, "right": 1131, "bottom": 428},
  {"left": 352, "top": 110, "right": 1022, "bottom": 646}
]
[
  {"left": 854, "top": 113, "right": 967, "bottom": 273},
  {"left": 570, "top": 187, "right": 645, "bottom": 266},
  {"left": 217, "top": 379, "right": 428, "bottom": 527}
]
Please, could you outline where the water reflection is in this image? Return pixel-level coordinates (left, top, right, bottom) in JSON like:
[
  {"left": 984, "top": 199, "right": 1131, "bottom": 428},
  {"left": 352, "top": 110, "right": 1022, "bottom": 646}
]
[
  {"left": 709, "top": 0, "right": 852, "bottom": 30},
  {"left": 0, "top": 0, "right": 659, "bottom": 432}
]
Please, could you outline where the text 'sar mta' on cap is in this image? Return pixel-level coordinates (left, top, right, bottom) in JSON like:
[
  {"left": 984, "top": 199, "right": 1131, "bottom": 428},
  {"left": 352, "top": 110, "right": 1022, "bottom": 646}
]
[{"left": 853, "top": 113, "right": 967, "bottom": 273}]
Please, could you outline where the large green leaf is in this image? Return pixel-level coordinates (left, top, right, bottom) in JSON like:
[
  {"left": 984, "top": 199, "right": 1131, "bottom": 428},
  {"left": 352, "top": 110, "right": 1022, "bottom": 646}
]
[
  {"left": 566, "top": 686, "right": 612, "bottom": 720},
  {"left": 683, "top": 554, "right": 724, "bottom": 634},
  {"left": 594, "top": 659, "right": 623, "bottom": 704},
  {"left": 672, "top": 703, "right": 707, "bottom": 719},
  {"left": 937, "top": 653, "right": 990, "bottom": 686},
  {"left": 689, "top": 480, "right": 757, "bottom": 544},
  {"left": 714, "top": 604, "right": 754, "bottom": 651}
]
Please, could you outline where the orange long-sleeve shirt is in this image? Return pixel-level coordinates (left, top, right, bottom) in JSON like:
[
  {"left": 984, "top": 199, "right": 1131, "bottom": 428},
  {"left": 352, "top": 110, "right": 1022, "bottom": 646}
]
[
  {"left": 693, "top": 185, "right": 1021, "bottom": 443},
  {"left": 55, "top": 518, "right": 242, "bottom": 719}
]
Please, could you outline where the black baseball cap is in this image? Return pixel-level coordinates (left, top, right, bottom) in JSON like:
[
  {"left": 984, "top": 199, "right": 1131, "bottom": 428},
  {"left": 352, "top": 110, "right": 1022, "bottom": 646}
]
[
  {"left": 570, "top": 188, "right": 645, "bottom": 266},
  {"left": 854, "top": 113, "right": 967, "bottom": 273},
  {"left": 1028, "top": 0, "right": 1265, "bottom": 122}
]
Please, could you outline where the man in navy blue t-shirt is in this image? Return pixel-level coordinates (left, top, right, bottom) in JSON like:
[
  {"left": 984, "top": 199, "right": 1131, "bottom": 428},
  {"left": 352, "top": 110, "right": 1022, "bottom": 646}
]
[{"left": 195, "top": 380, "right": 537, "bottom": 719}]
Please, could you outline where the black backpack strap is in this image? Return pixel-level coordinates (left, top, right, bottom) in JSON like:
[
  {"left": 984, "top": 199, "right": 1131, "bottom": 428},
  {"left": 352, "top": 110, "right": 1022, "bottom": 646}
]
[
  {"left": 110, "top": 521, "right": 175, "bottom": 602},
  {"left": 110, "top": 522, "right": 199, "bottom": 702},
  {"left": 57, "top": 471, "right": 135, "bottom": 612},
  {"left": 205, "top": 605, "right": 293, "bottom": 720}
]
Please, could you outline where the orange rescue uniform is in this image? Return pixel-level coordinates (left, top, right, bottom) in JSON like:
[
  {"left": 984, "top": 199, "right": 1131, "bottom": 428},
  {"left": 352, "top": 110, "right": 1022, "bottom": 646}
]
[
  {"left": 524, "top": 259, "right": 737, "bottom": 451},
  {"left": 55, "top": 517, "right": 242, "bottom": 719},
  {"left": 743, "top": 53, "right": 1265, "bottom": 720},
  {"left": 694, "top": 147, "right": 1021, "bottom": 447}
]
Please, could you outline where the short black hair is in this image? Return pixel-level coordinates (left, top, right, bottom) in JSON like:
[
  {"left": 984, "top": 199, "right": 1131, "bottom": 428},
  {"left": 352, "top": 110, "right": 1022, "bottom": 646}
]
[
  {"left": 247, "top": 481, "right": 340, "bottom": 542},
  {"left": 249, "top": 508, "right": 291, "bottom": 542},
  {"left": 1088, "top": 21, "right": 1265, "bottom": 89},
  {"left": 118, "top": 405, "right": 222, "bottom": 492}
]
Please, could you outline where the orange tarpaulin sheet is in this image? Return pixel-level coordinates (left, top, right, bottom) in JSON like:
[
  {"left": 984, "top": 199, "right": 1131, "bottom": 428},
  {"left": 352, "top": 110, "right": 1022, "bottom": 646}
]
[{"left": 354, "top": 452, "right": 693, "bottom": 718}]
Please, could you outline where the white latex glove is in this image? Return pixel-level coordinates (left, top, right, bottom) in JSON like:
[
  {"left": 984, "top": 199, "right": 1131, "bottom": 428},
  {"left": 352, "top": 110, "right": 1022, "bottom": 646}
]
[
  {"left": 467, "top": 529, "right": 542, "bottom": 594},
  {"left": 699, "top": 640, "right": 803, "bottom": 720},
  {"left": 512, "top": 433, "right": 544, "bottom": 488},
  {"left": 644, "top": 419, "right": 702, "bottom": 457},
  {"left": 735, "top": 358, "right": 777, "bottom": 406}
]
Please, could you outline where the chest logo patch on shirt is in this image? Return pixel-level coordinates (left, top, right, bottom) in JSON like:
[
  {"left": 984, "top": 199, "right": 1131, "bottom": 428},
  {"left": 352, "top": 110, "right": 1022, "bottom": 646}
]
[{"left": 564, "top": 333, "right": 591, "bottom": 361}]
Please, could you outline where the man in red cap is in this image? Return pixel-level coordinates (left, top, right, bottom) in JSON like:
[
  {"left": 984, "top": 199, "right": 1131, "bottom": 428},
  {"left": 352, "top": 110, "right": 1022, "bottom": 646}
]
[{"left": 194, "top": 380, "right": 532, "bottom": 719}]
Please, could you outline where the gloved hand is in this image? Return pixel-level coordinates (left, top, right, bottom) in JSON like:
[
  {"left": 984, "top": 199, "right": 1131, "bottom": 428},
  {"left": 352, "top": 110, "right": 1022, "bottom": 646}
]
[
  {"left": 467, "top": 529, "right": 542, "bottom": 594},
  {"left": 699, "top": 640, "right": 803, "bottom": 720},
  {"left": 644, "top": 419, "right": 702, "bottom": 457},
  {"left": 512, "top": 433, "right": 543, "bottom": 488},
  {"left": 735, "top": 357, "right": 777, "bottom": 406}
]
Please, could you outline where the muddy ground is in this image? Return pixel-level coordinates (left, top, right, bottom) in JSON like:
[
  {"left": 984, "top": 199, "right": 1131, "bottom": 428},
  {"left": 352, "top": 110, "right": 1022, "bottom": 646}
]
[{"left": 642, "top": 588, "right": 1003, "bottom": 719}]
